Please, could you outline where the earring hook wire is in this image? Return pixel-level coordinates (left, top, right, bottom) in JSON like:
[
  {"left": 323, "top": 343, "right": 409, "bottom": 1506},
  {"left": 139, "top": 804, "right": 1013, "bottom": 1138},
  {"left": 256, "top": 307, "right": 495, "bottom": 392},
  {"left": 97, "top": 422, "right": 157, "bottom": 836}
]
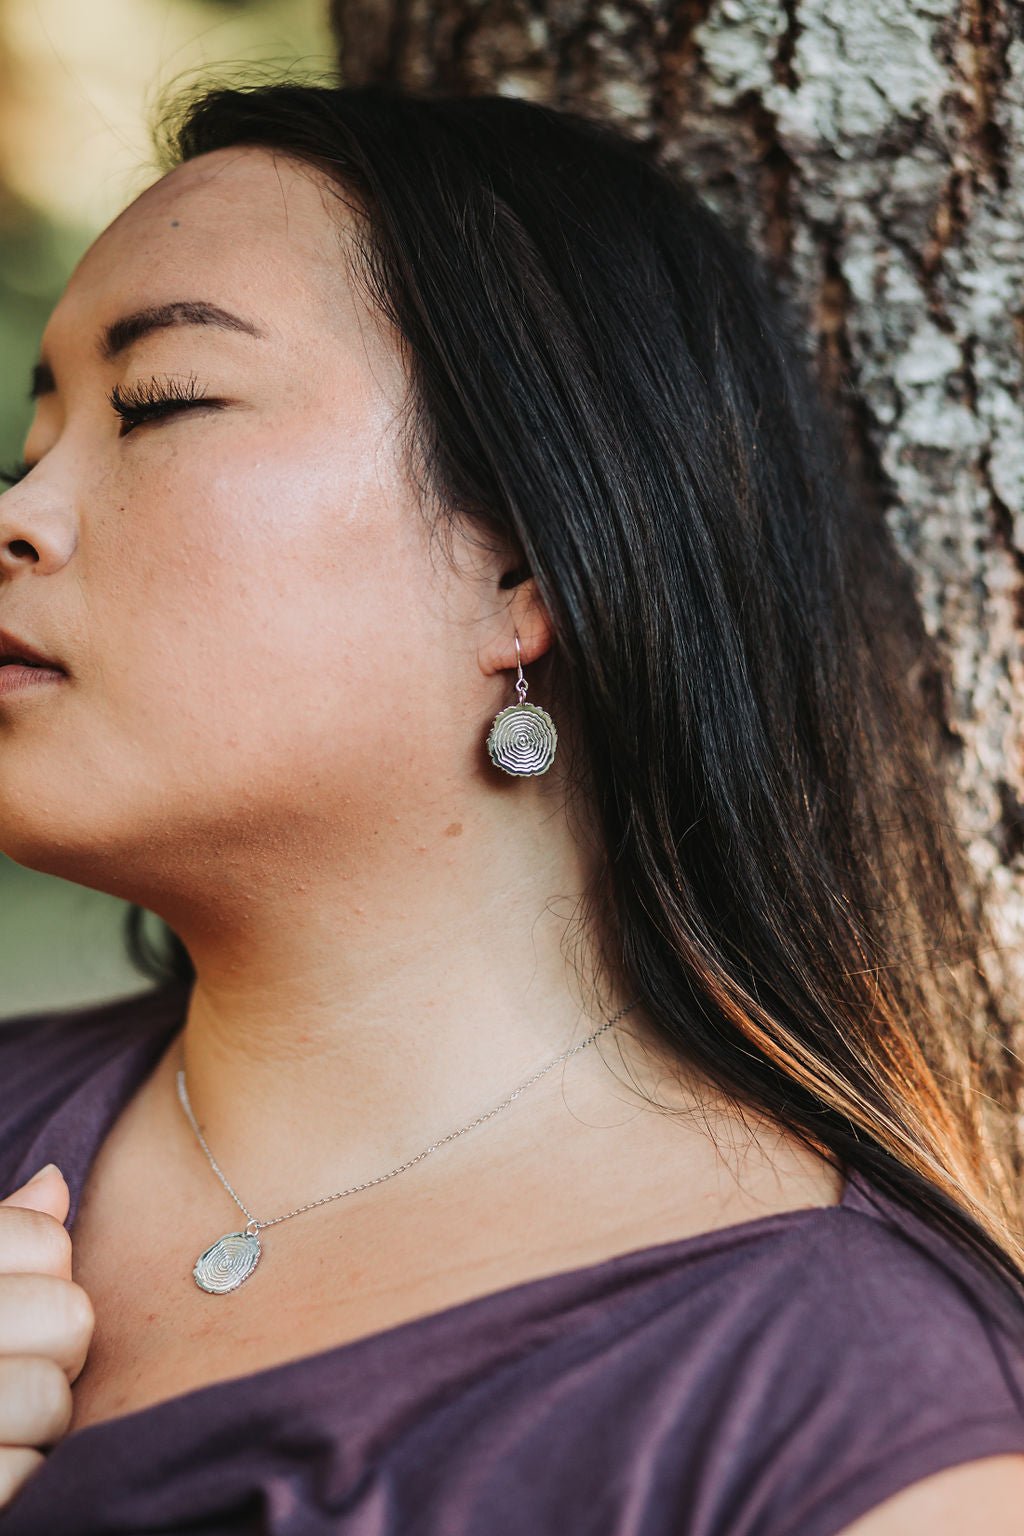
[{"left": 513, "top": 630, "right": 528, "bottom": 703}]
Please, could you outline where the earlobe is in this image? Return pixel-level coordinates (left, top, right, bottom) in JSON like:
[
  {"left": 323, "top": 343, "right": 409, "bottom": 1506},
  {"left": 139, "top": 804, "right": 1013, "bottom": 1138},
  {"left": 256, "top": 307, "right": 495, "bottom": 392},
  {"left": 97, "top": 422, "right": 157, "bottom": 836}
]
[
  {"left": 478, "top": 574, "right": 555, "bottom": 675},
  {"left": 497, "top": 577, "right": 552, "bottom": 672}
]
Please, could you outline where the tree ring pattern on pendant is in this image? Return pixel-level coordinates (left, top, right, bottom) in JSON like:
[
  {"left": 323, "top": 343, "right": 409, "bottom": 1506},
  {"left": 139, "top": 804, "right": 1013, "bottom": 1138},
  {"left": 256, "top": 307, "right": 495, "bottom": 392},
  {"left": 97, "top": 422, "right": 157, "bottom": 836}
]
[
  {"left": 193, "top": 1231, "right": 262, "bottom": 1294},
  {"left": 486, "top": 702, "right": 558, "bottom": 776}
]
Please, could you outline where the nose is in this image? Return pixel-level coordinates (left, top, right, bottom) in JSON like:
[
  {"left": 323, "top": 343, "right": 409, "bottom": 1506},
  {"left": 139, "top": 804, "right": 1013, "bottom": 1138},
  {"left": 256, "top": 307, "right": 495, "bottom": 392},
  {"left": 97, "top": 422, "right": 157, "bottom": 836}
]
[{"left": 0, "top": 481, "right": 76, "bottom": 576}]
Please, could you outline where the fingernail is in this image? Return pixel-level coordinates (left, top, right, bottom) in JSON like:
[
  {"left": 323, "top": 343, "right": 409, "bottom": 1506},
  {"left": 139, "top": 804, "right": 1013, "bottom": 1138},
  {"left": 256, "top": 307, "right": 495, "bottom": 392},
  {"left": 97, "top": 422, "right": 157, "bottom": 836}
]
[{"left": 25, "top": 1163, "right": 60, "bottom": 1185}]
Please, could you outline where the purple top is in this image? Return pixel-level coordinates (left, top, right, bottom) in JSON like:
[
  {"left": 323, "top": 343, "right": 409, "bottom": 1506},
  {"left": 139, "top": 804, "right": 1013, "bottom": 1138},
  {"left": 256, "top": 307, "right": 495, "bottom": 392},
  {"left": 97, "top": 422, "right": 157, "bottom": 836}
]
[{"left": 1, "top": 982, "right": 1024, "bottom": 1536}]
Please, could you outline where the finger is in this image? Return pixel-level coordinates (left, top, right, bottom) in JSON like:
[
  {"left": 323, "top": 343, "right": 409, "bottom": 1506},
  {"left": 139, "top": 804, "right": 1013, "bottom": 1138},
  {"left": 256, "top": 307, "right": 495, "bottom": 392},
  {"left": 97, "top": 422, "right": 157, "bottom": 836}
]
[
  {"left": 0, "top": 1275, "right": 94, "bottom": 1380},
  {"left": 0, "top": 1167, "right": 69, "bottom": 1226},
  {"left": 0, "top": 1207, "right": 73, "bottom": 1280},
  {"left": 0, "top": 1357, "right": 72, "bottom": 1446},
  {"left": 0, "top": 1445, "right": 44, "bottom": 1509}
]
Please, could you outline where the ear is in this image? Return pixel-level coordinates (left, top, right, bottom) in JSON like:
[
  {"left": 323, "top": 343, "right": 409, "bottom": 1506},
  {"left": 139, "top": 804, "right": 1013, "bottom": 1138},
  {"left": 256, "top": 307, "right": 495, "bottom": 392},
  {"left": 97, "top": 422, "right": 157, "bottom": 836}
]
[{"left": 478, "top": 575, "right": 554, "bottom": 678}]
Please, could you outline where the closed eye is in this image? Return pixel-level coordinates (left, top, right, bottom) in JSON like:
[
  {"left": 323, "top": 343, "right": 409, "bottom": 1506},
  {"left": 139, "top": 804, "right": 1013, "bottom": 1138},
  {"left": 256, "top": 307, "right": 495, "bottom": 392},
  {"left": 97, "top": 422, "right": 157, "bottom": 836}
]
[
  {"left": 108, "top": 373, "right": 225, "bottom": 436},
  {"left": 0, "top": 374, "right": 226, "bottom": 483}
]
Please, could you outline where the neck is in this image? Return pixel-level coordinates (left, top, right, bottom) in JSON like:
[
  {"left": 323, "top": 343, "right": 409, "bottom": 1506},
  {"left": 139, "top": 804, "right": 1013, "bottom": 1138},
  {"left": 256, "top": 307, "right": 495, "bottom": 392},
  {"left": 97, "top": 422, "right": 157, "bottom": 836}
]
[{"left": 148, "top": 788, "right": 644, "bottom": 1212}]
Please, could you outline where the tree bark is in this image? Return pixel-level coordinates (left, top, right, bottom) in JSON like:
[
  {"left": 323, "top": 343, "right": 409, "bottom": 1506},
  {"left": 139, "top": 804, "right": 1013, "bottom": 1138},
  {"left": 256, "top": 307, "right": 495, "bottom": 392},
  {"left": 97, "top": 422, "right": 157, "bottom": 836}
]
[{"left": 328, "top": 0, "right": 1024, "bottom": 1089}]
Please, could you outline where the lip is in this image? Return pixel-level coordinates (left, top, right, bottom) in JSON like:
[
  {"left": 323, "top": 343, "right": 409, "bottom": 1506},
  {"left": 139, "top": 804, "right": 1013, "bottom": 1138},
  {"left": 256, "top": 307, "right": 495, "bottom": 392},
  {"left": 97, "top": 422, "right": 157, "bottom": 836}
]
[
  {"left": 0, "top": 625, "right": 66, "bottom": 674},
  {"left": 0, "top": 663, "right": 67, "bottom": 698}
]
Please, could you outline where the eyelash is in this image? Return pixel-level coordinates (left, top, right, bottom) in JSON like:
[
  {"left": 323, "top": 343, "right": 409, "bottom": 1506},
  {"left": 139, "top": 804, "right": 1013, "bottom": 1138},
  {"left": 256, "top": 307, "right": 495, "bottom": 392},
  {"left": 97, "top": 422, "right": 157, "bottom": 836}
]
[
  {"left": 0, "top": 374, "right": 220, "bottom": 485},
  {"left": 107, "top": 372, "right": 215, "bottom": 435}
]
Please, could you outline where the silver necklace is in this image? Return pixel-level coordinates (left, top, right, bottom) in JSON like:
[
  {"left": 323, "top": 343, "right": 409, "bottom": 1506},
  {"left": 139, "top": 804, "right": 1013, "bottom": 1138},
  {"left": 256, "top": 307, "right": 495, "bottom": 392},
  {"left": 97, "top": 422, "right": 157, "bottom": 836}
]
[{"left": 176, "top": 999, "right": 638, "bottom": 1295}]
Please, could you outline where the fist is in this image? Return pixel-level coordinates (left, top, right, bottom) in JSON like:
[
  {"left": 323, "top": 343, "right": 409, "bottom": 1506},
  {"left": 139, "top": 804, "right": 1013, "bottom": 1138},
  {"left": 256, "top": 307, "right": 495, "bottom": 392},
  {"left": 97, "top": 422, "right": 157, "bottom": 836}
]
[{"left": 0, "top": 1164, "right": 94, "bottom": 1507}]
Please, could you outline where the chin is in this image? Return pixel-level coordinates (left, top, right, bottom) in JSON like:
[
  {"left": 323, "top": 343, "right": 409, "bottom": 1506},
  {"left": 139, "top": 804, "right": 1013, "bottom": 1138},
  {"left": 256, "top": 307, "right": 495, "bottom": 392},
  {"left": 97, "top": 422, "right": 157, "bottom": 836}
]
[{"left": 0, "top": 795, "right": 133, "bottom": 890}]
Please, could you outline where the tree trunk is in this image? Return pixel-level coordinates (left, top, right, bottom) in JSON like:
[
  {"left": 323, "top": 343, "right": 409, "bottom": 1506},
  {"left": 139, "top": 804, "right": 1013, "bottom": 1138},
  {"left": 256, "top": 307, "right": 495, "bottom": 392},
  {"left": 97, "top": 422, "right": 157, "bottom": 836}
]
[{"left": 328, "top": 0, "right": 1024, "bottom": 1116}]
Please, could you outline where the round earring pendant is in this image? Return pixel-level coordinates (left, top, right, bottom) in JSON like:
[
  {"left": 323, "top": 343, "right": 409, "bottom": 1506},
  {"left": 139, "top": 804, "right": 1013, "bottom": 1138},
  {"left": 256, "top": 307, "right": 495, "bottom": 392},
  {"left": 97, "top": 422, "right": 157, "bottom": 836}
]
[{"left": 486, "top": 701, "right": 558, "bottom": 776}]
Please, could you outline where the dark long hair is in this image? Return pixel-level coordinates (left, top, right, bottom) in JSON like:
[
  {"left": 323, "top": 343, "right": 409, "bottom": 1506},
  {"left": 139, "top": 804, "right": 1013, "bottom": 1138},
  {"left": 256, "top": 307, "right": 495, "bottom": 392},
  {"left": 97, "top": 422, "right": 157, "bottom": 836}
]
[{"left": 125, "top": 80, "right": 1024, "bottom": 1295}]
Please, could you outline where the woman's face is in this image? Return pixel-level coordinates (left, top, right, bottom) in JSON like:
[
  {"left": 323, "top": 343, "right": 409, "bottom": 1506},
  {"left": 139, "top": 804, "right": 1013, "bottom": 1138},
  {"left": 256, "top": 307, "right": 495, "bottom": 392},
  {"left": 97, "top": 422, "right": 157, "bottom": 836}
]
[{"left": 0, "top": 147, "right": 508, "bottom": 897}]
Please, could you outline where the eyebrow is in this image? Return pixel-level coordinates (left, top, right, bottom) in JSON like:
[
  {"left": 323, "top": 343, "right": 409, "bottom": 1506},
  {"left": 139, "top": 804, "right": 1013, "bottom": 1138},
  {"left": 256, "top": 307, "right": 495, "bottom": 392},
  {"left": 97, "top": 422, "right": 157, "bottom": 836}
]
[{"left": 28, "top": 300, "right": 266, "bottom": 400}]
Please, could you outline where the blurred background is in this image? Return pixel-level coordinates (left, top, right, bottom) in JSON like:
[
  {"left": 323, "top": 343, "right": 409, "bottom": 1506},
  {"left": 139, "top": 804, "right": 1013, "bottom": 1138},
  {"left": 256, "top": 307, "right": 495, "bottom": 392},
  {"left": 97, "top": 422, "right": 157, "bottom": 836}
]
[{"left": 0, "top": 0, "right": 334, "bottom": 1016}]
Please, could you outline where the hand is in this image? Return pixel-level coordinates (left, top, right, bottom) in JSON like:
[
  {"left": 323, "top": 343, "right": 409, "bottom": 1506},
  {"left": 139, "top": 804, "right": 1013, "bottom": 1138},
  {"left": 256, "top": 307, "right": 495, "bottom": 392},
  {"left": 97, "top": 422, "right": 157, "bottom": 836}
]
[{"left": 0, "top": 1165, "right": 94, "bottom": 1508}]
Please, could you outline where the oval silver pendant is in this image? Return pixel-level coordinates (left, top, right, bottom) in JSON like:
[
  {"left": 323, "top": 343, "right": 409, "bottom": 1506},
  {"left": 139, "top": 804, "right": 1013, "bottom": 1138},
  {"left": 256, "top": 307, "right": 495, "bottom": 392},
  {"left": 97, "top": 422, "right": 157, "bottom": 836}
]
[
  {"left": 193, "top": 1230, "right": 262, "bottom": 1294},
  {"left": 486, "top": 702, "right": 558, "bottom": 776}
]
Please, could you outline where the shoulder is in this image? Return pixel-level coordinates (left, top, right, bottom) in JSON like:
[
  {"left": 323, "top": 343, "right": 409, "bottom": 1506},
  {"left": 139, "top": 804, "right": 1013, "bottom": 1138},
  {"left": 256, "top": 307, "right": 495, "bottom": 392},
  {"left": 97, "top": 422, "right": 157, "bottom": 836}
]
[
  {"left": 780, "top": 1185, "right": 1024, "bottom": 1533},
  {"left": 634, "top": 1172, "right": 1024, "bottom": 1536},
  {"left": 0, "top": 982, "right": 178, "bottom": 1083},
  {"left": 684, "top": 1170, "right": 1024, "bottom": 1398},
  {"left": 0, "top": 983, "right": 187, "bottom": 1188}
]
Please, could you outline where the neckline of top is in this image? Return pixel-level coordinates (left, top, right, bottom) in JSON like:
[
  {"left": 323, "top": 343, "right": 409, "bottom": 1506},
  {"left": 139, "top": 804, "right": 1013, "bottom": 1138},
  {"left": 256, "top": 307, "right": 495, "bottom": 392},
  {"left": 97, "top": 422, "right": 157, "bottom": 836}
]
[{"left": 13, "top": 982, "right": 868, "bottom": 1458}]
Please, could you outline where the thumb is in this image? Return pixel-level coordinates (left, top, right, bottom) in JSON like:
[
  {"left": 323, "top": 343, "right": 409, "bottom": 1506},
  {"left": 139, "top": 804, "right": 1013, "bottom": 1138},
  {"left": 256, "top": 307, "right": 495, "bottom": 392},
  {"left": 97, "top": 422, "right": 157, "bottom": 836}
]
[{"left": 0, "top": 1163, "right": 70, "bottom": 1223}]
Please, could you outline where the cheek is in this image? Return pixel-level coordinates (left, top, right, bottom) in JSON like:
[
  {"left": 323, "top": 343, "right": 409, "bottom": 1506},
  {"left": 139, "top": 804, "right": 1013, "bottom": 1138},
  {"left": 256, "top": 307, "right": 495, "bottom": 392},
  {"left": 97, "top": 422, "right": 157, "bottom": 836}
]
[{"left": 77, "top": 426, "right": 460, "bottom": 818}]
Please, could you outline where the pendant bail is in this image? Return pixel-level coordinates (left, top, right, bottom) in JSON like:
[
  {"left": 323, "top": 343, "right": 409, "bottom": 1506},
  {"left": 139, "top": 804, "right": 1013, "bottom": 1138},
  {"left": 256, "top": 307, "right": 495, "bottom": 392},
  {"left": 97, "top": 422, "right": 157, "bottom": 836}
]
[{"left": 244, "top": 1218, "right": 260, "bottom": 1237}]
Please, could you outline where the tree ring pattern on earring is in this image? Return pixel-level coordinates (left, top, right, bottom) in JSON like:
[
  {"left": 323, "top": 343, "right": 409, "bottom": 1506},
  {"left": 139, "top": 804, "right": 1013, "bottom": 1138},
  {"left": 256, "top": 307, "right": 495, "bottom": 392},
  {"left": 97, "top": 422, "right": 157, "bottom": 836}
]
[{"left": 487, "top": 701, "right": 558, "bottom": 776}]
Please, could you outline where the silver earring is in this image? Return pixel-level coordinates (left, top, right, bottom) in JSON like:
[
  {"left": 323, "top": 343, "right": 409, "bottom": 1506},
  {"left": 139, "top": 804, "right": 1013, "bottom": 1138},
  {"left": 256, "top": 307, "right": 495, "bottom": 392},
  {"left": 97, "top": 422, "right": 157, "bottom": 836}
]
[{"left": 486, "top": 632, "right": 558, "bottom": 776}]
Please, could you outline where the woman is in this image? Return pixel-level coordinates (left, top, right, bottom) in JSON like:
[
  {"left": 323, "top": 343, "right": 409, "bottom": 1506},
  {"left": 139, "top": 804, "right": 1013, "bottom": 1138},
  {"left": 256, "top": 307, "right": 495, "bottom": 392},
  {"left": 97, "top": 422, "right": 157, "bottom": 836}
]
[{"left": 0, "top": 78, "right": 1021, "bottom": 1534}]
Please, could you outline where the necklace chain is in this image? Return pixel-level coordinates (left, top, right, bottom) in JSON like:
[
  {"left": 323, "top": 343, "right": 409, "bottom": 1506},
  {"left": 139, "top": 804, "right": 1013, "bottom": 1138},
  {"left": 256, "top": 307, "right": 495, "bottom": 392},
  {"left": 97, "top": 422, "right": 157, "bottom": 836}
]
[{"left": 175, "top": 999, "right": 639, "bottom": 1234}]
